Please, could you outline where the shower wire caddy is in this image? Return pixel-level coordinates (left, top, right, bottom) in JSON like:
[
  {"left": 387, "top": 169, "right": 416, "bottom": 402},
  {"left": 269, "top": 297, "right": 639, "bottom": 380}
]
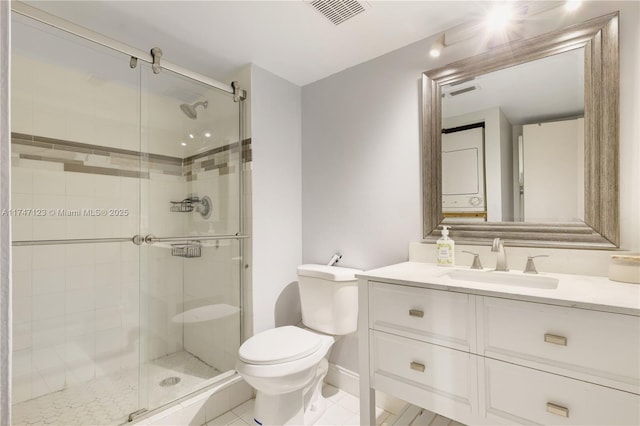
[
  {"left": 170, "top": 198, "right": 196, "bottom": 213},
  {"left": 170, "top": 195, "right": 212, "bottom": 219},
  {"left": 171, "top": 240, "right": 202, "bottom": 258}
]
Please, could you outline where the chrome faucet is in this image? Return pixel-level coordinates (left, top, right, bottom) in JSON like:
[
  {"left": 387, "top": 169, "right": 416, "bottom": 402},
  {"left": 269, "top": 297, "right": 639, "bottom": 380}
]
[
  {"left": 491, "top": 238, "right": 508, "bottom": 271},
  {"left": 523, "top": 255, "right": 549, "bottom": 274},
  {"left": 462, "top": 250, "right": 483, "bottom": 269}
]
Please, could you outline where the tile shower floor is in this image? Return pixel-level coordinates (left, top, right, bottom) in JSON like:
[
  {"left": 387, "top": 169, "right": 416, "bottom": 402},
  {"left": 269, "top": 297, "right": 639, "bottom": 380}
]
[
  {"left": 206, "top": 384, "right": 463, "bottom": 426},
  {"left": 12, "top": 351, "right": 220, "bottom": 426}
]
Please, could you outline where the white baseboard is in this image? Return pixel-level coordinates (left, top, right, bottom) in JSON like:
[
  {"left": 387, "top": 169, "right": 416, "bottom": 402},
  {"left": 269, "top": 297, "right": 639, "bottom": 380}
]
[
  {"left": 326, "top": 363, "right": 360, "bottom": 397},
  {"left": 325, "top": 363, "right": 406, "bottom": 415}
]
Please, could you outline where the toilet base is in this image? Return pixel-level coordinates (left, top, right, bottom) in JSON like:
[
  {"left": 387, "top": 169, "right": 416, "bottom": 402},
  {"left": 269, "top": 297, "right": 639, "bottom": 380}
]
[
  {"left": 304, "top": 395, "right": 328, "bottom": 426},
  {"left": 304, "top": 357, "right": 329, "bottom": 425},
  {"left": 253, "top": 389, "right": 305, "bottom": 426},
  {"left": 252, "top": 357, "right": 331, "bottom": 425}
]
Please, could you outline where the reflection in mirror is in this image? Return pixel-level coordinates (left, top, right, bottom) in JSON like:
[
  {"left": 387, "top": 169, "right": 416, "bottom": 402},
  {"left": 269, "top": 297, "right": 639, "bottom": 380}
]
[
  {"left": 441, "top": 49, "right": 585, "bottom": 223},
  {"left": 422, "top": 12, "right": 619, "bottom": 248}
]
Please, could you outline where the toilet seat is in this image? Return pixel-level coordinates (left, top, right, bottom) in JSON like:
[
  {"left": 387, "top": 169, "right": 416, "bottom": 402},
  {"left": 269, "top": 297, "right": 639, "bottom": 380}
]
[{"left": 239, "top": 326, "right": 324, "bottom": 365}]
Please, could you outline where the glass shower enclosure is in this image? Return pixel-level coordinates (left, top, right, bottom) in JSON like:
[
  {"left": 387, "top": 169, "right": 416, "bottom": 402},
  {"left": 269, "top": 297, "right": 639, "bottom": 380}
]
[{"left": 10, "top": 9, "right": 247, "bottom": 425}]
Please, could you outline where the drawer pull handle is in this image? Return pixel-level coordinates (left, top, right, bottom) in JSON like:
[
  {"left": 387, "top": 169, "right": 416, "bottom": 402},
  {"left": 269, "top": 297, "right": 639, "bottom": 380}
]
[
  {"left": 410, "top": 362, "right": 425, "bottom": 372},
  {"left": 544, "top": 333, "right": 567, "bottom": 346},
  {"left": 546, "top": 402, "right": 569, "bottom": 418},
  {"left": 409, "top": 309, "right": 424, "bottom": 318}
]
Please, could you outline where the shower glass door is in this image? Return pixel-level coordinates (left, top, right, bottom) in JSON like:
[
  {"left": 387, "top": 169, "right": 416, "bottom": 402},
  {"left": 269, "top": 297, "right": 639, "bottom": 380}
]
[
  {"left": 10, "top": 13, "right": 144, "bottom": 425},
  {"left": 11, "top": 8, "right": 245, "bottom": 424},
  {"left": 138, "top": 63, "right": 244, "bottom": 411}
]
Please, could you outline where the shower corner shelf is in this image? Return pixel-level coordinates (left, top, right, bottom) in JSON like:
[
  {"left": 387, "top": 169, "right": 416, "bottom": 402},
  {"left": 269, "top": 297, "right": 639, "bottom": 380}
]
[{"left": 171, "top": 241, "right": 202, "bottom": 258}]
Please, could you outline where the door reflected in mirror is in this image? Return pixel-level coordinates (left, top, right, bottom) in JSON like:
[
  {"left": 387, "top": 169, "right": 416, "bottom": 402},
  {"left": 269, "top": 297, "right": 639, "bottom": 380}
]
[{"left": 441, "top": 48, "right": 584, "bottom": 223}]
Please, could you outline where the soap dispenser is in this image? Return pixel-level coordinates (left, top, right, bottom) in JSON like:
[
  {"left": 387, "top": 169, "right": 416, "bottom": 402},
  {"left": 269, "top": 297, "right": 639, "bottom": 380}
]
[{"left": 437, "top": 225, "right": 455, "bottom": 266}]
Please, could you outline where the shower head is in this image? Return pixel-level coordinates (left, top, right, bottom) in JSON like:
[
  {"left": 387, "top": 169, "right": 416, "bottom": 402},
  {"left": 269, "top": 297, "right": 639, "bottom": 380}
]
[{"left": 180, "top": 100, "right": 208, "bottom": 120}]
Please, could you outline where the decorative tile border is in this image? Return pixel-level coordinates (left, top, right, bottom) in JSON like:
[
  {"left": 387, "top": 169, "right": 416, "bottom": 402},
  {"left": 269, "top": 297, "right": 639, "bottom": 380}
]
[
  {"left": 11, "top": 133, "right": 251, "bottom": 180},
  {"left": 183, "top": 139, "right": 251, "bottom": 181}
]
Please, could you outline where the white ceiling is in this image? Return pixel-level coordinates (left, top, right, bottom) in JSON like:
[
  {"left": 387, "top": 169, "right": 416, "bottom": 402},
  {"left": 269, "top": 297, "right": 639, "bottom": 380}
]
[
  {"left": 24, "top": 0, "right": 495, "bottom": 87},
  {"left": 443, "top": 48, "right": 585, "bottom": 124}
]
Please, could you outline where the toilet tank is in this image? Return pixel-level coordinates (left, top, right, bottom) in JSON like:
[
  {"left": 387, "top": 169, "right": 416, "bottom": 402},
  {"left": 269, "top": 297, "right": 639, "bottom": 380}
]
[{"left": 297, "top": 264, "right": 363, "bottom": 335}]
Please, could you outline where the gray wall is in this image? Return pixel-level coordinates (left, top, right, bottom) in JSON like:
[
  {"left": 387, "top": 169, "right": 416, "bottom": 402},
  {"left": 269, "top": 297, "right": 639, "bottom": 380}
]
[
  {"left": 301, "top": 46, "right": 423, "bottom": 272},
  {"left": 302, "top": 1, "right": 640, "bottom": 372},
  {"left": 250, "top": 65, "right": 303, "bottom": 334}
]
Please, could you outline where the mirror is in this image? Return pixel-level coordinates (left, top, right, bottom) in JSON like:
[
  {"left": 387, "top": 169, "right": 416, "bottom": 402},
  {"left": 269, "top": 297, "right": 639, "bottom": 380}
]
[
  {"left": 422, "top": 12, "right": 619, "bottom": 248},
  {"left": 441, "top": 49, "right": 584, "bottom": 223}
]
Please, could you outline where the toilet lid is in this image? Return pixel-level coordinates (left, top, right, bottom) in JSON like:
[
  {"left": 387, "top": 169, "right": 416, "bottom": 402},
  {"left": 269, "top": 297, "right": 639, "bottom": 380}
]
[{"left": 239, "top": 326, "right": 323, "bottom": 365}]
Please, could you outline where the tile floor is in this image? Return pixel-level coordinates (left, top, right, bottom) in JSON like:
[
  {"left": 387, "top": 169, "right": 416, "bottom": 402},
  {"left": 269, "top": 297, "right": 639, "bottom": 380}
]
[
  {"left": 12, "top": 351, "right": 220, "bottom": 426},
  {"left": 13, "top": 365, "right": 461, "bottom": 426},
  {"left": 205, "top": 384, "right": 460, "bottom": 426}
]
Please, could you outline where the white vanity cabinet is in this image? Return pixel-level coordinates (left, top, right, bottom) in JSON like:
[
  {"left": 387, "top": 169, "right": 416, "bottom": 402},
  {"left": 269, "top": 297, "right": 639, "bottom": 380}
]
[
  {"left": 357, "top": 263, "right": 640, "bottom": 426},
  {"left": 368, "top": 282, "right": 479, "bottom": 423},
  {"left": 370, "top": 282, "right": 476, "bottom": 352},
  {"left": 478, "top": 297, "right": 640, "bottom": 394}
]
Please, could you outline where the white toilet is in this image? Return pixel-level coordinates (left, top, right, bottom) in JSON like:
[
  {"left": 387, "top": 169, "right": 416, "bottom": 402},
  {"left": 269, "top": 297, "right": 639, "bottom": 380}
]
[{"left": 236, "top": 264, "right": 362, "bottom": 426}]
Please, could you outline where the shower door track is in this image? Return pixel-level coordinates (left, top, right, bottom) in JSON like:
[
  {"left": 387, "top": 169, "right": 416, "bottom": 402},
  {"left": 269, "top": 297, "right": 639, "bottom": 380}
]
[
  {"left": 10, "top": 1, "right": 235, "bottom": 95},
  {"left": 12, "top": 234, "right": 249, "bottom": 246}
]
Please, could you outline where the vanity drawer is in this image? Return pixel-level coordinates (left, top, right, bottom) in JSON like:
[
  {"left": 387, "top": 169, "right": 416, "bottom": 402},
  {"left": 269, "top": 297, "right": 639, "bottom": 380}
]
[
  {"left": 369, "top": 282, "right": 475, "bottom": 351},
  {"left": 479, "top": 297, "right": 640, "bottom": 393},
  {"left": 371, "top": 330, "right": 478, "bottom": 424},
  {"left": 483, "top": 358, "right": 640, "bottom": 425}
]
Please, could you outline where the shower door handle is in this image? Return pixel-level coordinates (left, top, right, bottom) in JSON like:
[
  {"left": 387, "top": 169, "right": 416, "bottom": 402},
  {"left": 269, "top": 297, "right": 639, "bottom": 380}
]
[
  {"left": 143, "top": 234, "right": 249, "bottom": 244},
  {"left": 13, "top": 236, "right": 143, "bottom": 246}
]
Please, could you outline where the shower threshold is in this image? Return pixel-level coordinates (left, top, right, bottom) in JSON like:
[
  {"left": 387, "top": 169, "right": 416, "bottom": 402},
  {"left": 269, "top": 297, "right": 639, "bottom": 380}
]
[{"left": 12, "top": 351, "right": 220, "bottom": 426}]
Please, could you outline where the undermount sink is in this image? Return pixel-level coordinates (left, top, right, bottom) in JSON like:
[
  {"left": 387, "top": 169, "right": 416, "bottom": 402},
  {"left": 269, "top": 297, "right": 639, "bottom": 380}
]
[{"left": 445, "top": 269, "right": 559, "bottom": 289}]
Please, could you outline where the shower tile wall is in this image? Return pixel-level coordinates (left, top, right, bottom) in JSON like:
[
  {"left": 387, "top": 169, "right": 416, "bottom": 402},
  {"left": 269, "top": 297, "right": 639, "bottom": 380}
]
[
  {"left": 10, "top": 51, "right": 251, "bottom": 405},
  {"left": 12, "top": 43, "right": 146, "bottom": 403},
  {"left": 11, "top": 140, "right": 250, "bottom": 403},
  {"left": 11, "top": 55, "right": 140, "bottom": 155},
  {"left": 11, "top": 223, "right": 144, "bottom": 404},
  {"left": 183, "top": 163, "right": 242, "bottom": 372}
]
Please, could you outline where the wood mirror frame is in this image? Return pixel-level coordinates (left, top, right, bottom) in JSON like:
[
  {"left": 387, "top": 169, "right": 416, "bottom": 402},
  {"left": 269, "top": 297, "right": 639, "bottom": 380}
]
[{"left": 422, "top": 12, "right": 619, "bottom": 249}]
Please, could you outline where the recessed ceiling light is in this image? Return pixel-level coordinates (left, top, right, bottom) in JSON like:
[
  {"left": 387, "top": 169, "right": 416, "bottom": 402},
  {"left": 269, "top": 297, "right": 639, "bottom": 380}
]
[
  {"left": 204, "top": 132, "right": 211, "bottom": 138},
  {"left": 181, "top": 142, "right": 187, "bottom": 146},
  {"left": 429, "top": 34, "right": 444, "bottom": 58},
  {"left": 486, "top": 4, "right": 514, "bottom": 31},
  {"left": 188, "top": 133, "right": 194, "bottom": 139},
  {"left": 564, "top": 0, "right": 581, "bottom": 11}
]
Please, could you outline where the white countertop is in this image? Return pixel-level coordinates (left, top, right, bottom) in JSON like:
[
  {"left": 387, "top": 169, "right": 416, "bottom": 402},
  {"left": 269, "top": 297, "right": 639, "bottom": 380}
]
[{"left": 358, "top": 262, "right": 640, "bottom": 316}]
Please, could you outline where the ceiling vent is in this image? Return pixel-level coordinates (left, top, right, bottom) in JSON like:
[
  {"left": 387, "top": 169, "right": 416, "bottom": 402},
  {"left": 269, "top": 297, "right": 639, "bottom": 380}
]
[
  {"left": 308, "top": 0, "right": 367, "bottom": 26},
  {"left": 442, "top": 85, "right": 480, "bottom": 98}
]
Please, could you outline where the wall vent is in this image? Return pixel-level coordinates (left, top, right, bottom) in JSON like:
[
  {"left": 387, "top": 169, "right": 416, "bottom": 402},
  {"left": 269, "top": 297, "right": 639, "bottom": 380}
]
[
  {"left": 449, "top": 86, "right": 478, "bottom": 97},
  {"left": 442, "top": 85, "right": 480, "bottom": 99},
  {"left": 308, "top": 0, "right": 367, "bottom": 26}
]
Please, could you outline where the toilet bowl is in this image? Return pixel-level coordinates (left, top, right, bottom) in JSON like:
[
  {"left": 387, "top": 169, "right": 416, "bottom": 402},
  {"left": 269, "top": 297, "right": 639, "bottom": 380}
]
[
  {"left": 236, "top": 264, "right": 362, "bottom": 426},
  {"left": 236, "top": 326, "right": 334, "bottom": 425}
]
